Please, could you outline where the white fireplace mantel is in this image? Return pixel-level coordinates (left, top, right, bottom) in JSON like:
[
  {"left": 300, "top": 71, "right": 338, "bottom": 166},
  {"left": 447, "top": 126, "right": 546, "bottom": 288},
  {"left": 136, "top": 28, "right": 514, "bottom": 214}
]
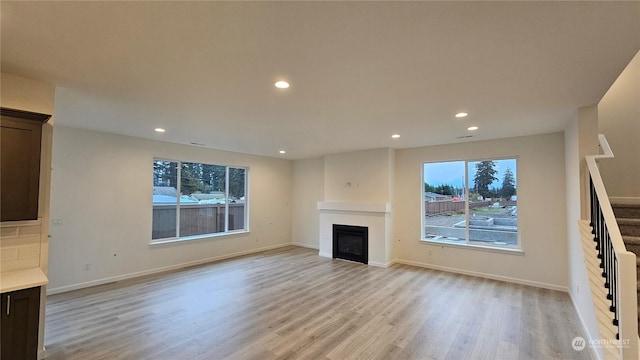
[{"left": 317, "top": 201, "right": 391, "bottom": 214}]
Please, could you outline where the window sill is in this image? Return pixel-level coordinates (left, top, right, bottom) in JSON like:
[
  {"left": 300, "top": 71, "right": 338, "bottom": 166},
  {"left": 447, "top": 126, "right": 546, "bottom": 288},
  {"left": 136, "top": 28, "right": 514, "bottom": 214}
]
[
  {"left": 419, "top": 238, "right": 524, "bottom": 255},
  {"left": 150, "top": 230, "right": 250, "bottom": 246}
]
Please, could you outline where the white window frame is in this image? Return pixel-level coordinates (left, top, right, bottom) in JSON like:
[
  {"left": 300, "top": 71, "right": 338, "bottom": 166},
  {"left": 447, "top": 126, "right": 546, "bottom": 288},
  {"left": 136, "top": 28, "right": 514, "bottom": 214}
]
[
  {"left": 420, "top": 156, "right": 520, "bottom": 252},
  {"left": 151, "top": 158, "right": 249, "bottom": 244}
]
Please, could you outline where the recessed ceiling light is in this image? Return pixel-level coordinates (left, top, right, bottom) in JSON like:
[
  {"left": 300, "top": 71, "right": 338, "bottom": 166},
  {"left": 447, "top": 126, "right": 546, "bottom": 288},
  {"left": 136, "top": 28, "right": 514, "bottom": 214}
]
[
  {"left": 455, "top": 112, "right": 468, "bottom": 118},
  {"left": 467, "top": 126, "right": 479, "bottom": 131},
  {"left": 391, "top": 134, "right": 401, "bottom": 139},
  {"left": 155, "top": 128, "right": 166, "bottom": 133},
  {"left": 275, "top": 81, "right": 290, "bottom": 89},
  {"left": 279, "top": 150, "right": 286, "bottom": 154}
]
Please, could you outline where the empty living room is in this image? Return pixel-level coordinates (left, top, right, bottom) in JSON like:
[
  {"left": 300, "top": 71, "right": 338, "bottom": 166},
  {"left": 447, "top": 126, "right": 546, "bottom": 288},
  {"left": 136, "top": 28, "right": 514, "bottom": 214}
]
[{"left": 1, "top": 2, "right": 639, "bottom": 360}]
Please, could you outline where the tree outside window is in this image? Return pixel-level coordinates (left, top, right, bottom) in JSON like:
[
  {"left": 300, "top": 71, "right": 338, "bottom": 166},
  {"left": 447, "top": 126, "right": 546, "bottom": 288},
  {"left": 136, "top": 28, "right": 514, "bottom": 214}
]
[
  {"left": 152, "top": 159, "right": 248, "bottom": 241},
  {"left": 423, "top": 158, "right": 518, "bottom": 248}
]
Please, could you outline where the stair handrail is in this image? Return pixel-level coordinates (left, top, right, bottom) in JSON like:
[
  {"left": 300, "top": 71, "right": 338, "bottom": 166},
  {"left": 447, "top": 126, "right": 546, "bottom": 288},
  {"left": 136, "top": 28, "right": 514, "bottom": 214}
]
[
  {"left": 586, "top": 134, "right": 638, "bottom": 359},
  {"left": 589, "top": 134, "right": 627, "bottom": 252}
]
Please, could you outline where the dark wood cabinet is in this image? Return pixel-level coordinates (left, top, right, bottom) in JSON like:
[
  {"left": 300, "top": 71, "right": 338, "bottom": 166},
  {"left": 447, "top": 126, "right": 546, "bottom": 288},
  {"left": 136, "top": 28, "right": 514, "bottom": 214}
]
[
  {"left": 0, "top": 108, "right": 51, "bottom": 222},
  {"left": 1, "top": 286, "right": 41, "bottom": 360}
]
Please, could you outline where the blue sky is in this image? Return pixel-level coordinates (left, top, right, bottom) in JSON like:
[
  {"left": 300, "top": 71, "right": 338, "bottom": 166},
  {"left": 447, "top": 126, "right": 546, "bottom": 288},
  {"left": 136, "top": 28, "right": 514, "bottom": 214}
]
[
  {"left": 424, "top": 159, "right": 517, "bottom": 189},
  {"left": 423, "top": 161, "right": 465, "bottom": 188}
]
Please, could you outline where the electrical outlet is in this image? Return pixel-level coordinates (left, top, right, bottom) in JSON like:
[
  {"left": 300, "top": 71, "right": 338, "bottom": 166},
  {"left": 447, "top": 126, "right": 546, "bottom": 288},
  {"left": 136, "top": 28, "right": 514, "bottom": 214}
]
[
  {"left": 83, "top": 263, "right": 91, "bottom": 271},
  {"left": 52, "top": 219, "right": 63, "bottom": 226}
]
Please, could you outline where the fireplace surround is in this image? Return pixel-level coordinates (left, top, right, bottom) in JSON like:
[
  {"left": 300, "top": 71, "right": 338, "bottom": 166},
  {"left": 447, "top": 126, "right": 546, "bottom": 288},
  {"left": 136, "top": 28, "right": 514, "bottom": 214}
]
[{"left": 317, "top": 201, "right": 392, "bottom": 267}]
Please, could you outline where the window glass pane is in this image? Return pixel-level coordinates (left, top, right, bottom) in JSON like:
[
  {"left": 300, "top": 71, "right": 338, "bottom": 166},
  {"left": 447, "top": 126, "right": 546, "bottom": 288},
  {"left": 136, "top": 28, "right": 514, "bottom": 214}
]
[
  {"left": 467, "top": 159, "right": 518, "bottom": 246},
  {"left": 228, "top": 167, "right": 246, "bottom": 231},
  {"left": 423, "top": 161, "right": 467, "bottom": 243},
  {"left": 151, "top": 160, "right": 248, "bottom": 241},
  {"left": 152, "top": 160, "right": 178, "bottom": 239},
  {"left": 180, "top": 163, "right": 227, "bottom": 236}
]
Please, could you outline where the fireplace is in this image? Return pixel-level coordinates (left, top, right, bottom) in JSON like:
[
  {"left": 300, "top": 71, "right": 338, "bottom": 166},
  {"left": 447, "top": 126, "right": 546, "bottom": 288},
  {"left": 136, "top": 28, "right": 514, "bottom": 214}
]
[
  {"left": 333, "top": 224, "right": 368, "bottom": 264},
  {"left": 318, "top": 201, "right": 390, "bottom": 267}
]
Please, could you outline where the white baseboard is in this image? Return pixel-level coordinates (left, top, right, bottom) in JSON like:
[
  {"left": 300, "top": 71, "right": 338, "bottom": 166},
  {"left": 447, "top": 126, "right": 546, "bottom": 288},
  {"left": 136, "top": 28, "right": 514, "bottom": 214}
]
[
  {"left": 609, "top": 197, "right": 640, "bottom": 205},
  {"left": 568, "top": 290, "right": 604, "bottom": 360},
  {"left": 291, "top": 242, "right": 319, "bottom": 250},
  {"left": 319, "top": 252, "right": 332, "bottom": 258},
  {"left": 369, "top": 259, "right": 397, "bottom": 268},
  {"left": 394, "top": 259, "right": 569, "bottom": 292},
  {"left": 46, "top": 243, "right": 291, "bottom": 295}
]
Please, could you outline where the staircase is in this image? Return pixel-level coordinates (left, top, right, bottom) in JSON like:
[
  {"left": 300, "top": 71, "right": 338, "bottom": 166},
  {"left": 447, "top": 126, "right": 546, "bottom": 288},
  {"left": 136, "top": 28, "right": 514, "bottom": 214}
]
[
  {"left": 612, "top": 202, "right": 640, "bottom": 332},
  {"left": 583, "top": 134, "right": 638, "bottom": 359}
]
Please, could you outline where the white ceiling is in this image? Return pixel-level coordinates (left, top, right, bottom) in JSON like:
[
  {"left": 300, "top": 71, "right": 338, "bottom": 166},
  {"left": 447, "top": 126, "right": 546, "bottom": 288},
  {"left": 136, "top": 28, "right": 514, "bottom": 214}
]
[{"left": 2, "top": 1, "right": 639, "bottom": 159}]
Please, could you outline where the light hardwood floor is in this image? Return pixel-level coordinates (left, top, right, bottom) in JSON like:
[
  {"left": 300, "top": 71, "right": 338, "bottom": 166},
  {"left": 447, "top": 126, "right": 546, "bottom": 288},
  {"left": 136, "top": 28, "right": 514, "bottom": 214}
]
[{"left": 43, "top": 246, "right": 592, "bottom": 360}]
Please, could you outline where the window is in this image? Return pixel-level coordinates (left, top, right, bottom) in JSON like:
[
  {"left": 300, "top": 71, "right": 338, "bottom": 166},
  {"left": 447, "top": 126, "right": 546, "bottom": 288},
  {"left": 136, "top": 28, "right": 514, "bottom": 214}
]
[
  {"left": 422, "top": 158, "right": 518, "bottom": 248},
  {"left": 152, "top": 159, "right": 248, "bottom": 242}
]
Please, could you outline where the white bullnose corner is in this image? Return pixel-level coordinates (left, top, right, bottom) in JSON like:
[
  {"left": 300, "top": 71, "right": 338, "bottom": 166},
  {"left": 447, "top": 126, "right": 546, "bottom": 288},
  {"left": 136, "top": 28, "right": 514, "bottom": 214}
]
[{"left": 317, "top": 201, "right": 391, "bottom": 213}]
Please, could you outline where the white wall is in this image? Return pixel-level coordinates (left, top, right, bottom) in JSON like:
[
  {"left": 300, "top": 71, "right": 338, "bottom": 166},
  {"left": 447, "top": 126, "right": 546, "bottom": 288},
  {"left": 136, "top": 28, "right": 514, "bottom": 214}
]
[
  {"left": 48, "top": 126, "right": 292, "bottom": 292},
  {"left": 324, "top": 148, "right": 393, "bottom": 203},
  {"left": 291, "top": 157, "right": 324, "bottom": 249},
  {"left": 387, "top": 149, "right": 396, "bottom": 262},
  {"left": 394, "top": 133, "right": 569, "bottom": 290},
  {"left": 598, "top": 50, "right": 640, "bottom": 198}
]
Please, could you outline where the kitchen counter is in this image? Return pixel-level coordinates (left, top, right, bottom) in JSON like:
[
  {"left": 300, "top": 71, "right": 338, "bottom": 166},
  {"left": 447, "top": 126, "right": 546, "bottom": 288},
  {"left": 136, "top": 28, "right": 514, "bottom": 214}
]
[{"left": 1, "top": 267, "right": 48, "bottom": 293}]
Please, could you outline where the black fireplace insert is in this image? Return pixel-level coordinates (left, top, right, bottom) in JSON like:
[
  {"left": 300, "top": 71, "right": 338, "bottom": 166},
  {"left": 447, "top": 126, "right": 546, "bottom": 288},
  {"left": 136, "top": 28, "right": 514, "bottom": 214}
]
[{"left": 333, "top": 224, "right": 368, "bottom": 264}]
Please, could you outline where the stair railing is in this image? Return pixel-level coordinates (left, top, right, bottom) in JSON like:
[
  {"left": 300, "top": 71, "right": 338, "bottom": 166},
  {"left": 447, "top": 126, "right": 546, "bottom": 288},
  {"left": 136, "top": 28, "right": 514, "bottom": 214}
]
[{"left": 587, "top": 134, "right": 638, "bottom": 359}]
